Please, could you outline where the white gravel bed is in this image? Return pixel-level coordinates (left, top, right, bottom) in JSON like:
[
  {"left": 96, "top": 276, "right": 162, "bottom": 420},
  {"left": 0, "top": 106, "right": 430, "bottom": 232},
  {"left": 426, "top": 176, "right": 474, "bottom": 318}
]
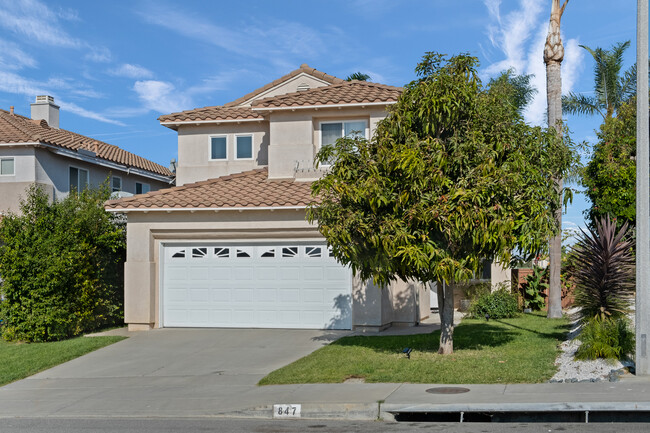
[{"left": 550, "top": 309, "right": 631, "bottom": 383}]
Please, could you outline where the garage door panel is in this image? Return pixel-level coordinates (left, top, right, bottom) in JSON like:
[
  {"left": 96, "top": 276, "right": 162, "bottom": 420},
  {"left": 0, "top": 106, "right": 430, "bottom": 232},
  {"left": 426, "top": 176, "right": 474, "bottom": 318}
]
[{"left": 163, "top": 243, "right": 352, "bottom": 329}]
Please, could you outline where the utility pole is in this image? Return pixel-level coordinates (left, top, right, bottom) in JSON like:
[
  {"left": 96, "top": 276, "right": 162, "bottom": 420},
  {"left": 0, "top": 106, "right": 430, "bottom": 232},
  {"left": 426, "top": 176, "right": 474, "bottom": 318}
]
[{"left": 637, "top": 0, "right": 649, "bottom": 376}]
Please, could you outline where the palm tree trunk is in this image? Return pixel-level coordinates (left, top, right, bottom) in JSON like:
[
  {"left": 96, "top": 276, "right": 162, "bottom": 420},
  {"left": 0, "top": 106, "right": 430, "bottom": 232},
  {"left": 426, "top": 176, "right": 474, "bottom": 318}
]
[
  {"left": 544, "top": 0, "right": 568, "bottom": 319},
  {"left": 437, "top": 279, "right": 454, "bottom": 354}
]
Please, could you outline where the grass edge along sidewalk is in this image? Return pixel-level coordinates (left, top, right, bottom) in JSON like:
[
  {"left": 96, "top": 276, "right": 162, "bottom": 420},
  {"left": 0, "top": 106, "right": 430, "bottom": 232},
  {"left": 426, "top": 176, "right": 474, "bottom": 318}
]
[
  {"left": 0, "top": 335, "right": 126, "bottom": 387},
  {"left": 260, "top": 312, "right": 569, "bottom": 385}
]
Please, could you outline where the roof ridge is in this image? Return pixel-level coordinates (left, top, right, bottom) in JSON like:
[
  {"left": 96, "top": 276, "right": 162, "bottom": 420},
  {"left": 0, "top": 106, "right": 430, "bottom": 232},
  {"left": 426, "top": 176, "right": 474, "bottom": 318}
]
[{"left": 222, "top": 64, "right": 345, "bottom": 108}]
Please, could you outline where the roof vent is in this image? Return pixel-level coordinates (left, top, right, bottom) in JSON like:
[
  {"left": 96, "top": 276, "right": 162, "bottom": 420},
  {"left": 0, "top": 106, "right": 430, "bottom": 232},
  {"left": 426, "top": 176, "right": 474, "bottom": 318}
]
[{"left": 297, "top": 83, "right": 310, "bottom": 92}]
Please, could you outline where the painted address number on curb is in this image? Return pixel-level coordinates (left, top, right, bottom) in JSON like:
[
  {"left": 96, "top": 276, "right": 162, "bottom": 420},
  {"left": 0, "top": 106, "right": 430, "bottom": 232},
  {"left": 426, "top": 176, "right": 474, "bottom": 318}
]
[{"left": 273, "top": 404, "right": 301, "bottom": 418}]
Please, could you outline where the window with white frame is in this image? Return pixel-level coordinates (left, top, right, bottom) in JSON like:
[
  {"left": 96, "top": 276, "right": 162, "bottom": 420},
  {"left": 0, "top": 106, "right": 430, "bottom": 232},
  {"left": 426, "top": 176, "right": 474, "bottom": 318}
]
[
  {"left": 210, "top": 136, "right": 227, "bottom": 160},
  {"left": 135, "top": 182, "right": 150, "bottom": 194},
  {"left": 112, "top": 176, "right": 122, "bottom": 192},
  {"left": 320, "top": 120, "right": 368, "bottom": 165},
  {"left": 235, "top": 135, "right": 253, "bottom": 160},
  {"left": 69, "top": 166, "right": 89, "bottom": 192},
  {"left": 0, "top": 158, "right": 14, "bottom": 175}
]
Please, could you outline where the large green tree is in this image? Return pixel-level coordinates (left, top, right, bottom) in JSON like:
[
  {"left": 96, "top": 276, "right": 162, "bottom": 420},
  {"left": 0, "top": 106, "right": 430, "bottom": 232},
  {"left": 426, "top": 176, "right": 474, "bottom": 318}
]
[{"left": 308, "top": 53, "right": 576, "bottom": 354}]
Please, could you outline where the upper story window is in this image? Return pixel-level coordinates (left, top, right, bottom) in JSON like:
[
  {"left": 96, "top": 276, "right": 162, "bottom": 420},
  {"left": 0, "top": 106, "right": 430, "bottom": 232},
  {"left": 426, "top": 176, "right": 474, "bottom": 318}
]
[
  {"left": 210, "top": 136, "right": 227, "bottom": 160},
  {"left": 321, "top": 120, "right": 368, "bottom": 148},
  {"left": 235, "top": 135, "right": 253, "bottom": 160},
  {"left": 69, "top": 166, "right": 89, "bottom": 192},
  {"left": 0, "top": 158, "right": 14, "bottom": 176},
  {"left": 112, "top": 176, "right": 122, "bottom": 192},
  {"left": 136, "top": 182, "right": 150, "bottom": 194}
]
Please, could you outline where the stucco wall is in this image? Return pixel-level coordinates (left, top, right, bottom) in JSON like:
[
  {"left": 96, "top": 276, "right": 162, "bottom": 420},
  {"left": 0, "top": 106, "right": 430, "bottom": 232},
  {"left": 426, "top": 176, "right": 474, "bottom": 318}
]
[
  {"left": 122, "top": 209, "right": 424, "bottom": 331},
  {"left": 176, "top": 122, "right": 269, "bottom": 186}
]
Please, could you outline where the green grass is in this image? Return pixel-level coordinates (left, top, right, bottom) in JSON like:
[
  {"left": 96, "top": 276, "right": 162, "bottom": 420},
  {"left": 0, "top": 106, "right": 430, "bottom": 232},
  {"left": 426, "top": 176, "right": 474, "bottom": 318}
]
[
  {"left": 260, "top": 312, "right": 569, "bottom": 385},
  {"left": 0, "top": 336, "right": 126, "bottom": 387}
]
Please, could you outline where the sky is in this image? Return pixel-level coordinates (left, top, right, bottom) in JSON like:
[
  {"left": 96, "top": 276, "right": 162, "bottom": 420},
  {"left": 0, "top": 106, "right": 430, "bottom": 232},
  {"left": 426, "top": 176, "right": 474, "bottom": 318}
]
[{"left": 0, "top": 0, "right": 640, "bottom": 239}]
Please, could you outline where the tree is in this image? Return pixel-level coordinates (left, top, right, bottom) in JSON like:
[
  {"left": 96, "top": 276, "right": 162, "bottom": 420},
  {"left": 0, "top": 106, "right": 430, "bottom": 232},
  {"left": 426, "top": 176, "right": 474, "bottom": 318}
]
[
  {"left": 308, "top": 52, "right": 575, "bottom": 354},
  {"left": 583, "top": 98, "right": 637, "bottom": 228},
  {"left": 562, "top": 41, "right": 634, "bottom": 120},
  {"left": 345, "top": 72, "right": 371, "bottom": 81},
  {"left": 488, "top": 69, "right": 537, "bottom": 114},
  {"left": 544, "top": 0, "right": 568, "bottom": 319},
  {"left": 0, "top": 184, "right": 125, "bottom": 342}
]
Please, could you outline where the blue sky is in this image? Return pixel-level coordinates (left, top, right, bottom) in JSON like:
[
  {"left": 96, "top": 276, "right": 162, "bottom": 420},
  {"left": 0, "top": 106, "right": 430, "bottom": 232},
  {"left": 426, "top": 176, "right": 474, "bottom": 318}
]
[{"left": 0, "top": 0, "right": 639, "bottom": 237}]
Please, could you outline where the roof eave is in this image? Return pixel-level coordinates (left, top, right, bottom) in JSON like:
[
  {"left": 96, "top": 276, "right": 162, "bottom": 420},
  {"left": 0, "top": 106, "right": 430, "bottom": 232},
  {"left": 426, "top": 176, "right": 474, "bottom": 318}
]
[
  {"left": 251, "top": 101, "right": 397, "bottom": 112},
  {"left": 105, "top": 205, "right": 308, "bottom": 213}
]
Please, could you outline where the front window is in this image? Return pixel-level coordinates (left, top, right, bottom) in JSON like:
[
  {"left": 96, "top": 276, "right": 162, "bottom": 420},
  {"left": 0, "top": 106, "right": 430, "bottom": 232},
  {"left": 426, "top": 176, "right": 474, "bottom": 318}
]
[
  {"left": 112, "top": 176, "right": 122, "bottom": 192},
  {"left": 210, "top": 136, "right": 227, "bottom": 160},
  {"left": 136, "top": 182, "right": 150, "bottom": 194},
  {"left": 235, "top": 135, "right": 253, "bottom": 160},
  {"left": 69, "top": 166, "right": 89, "bottom": 192},
  {"left": 0, "top": 158, "right": 14, "bottom": 175},
  {"left": 320, "top": 120, "right": 368, "bottom": 165}
]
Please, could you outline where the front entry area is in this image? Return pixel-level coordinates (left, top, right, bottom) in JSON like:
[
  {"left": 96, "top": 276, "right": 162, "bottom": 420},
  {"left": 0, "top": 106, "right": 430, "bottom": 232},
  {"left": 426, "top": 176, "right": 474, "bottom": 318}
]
[{"left": 161, "top": 242, "right": 352, "bottom": 329}]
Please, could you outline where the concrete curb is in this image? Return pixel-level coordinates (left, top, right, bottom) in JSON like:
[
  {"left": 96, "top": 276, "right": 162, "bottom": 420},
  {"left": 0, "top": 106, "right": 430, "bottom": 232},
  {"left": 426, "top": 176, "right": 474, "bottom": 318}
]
[{"left": 232, "top": 403, "right": 382, "bottom": 421}]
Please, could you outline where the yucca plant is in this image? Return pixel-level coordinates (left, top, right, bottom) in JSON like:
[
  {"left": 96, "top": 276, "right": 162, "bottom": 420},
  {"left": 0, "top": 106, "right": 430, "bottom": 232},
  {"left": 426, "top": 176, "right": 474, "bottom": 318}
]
[{"left": 571, "top": 216, "right": 635, "bottom": 322}]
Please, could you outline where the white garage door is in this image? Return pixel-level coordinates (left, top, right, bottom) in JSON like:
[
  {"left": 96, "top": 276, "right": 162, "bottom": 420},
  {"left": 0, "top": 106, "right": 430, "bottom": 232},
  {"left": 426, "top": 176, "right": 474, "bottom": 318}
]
[{"left": 162, "top": 243, "right": 352, "bottom": 329}]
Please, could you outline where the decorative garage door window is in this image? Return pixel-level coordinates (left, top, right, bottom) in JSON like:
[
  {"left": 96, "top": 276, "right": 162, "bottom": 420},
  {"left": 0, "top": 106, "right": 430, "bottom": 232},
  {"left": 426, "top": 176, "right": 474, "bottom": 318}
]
[{"left": 162, "top": 243, "right": 352, "bottom": 330}]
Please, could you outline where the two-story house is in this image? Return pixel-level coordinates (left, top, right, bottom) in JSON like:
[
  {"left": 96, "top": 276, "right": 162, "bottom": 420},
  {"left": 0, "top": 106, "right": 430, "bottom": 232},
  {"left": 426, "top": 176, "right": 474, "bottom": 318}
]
[
  {"left": 0, "top": 96, "right": 174, "bottom": 215},
  {"left": 105, "top": 65, "right": 509, "bottom": 332}
]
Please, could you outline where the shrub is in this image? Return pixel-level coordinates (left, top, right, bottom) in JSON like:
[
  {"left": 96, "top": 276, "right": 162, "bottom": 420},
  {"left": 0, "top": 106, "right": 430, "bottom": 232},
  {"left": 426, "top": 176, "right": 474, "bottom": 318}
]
[
  {"left": 575, "top": 316, "right": 635, "bottom": 361},
  {"left": 469, "top": 287, "right": 519, "bottom": 319},
  {"left": 570, "top": 216, "right": 634, "bottom": 323},
  {"left": 0, "top": 184, "right": 125, "bottom": 342},
  {"left": 520, "top": 266, "right": 547, "bottom": 311}
]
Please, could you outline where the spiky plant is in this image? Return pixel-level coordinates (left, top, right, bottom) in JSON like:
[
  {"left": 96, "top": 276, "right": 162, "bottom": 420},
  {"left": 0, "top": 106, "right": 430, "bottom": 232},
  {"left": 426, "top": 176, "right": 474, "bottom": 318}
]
[{"left": 571, "top": 216, "right": 635, "bottom": 322}]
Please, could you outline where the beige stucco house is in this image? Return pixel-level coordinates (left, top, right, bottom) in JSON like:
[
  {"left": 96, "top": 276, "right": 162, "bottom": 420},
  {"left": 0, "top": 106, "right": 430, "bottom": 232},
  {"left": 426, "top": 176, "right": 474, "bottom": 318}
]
[
  {"left": 105, "top": 65, "right": 509, "bottom": 332},
  {"left": 0, "top": 96, "right": 174, "bottom": 215}
]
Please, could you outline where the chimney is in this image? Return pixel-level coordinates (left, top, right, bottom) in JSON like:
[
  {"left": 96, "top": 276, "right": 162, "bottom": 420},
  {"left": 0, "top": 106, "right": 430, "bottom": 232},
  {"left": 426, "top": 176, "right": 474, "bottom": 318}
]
[
  {"left": 9, "top": 106, "right": 14, "bottom": 115},
  {"left": 31, "top": 95, "right": 59, "bottom": 129}
]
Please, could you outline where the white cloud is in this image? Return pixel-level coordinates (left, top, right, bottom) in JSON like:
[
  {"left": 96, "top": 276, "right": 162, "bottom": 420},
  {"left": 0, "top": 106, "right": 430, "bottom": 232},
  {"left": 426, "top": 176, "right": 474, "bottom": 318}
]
[
  {"left": 133, "top": 80, "right": 193, "bottom": 114},
  {"left": 0, "top": 38, "right": 37, "bottom": 70},
  {"left": 85, "top": 47, "right": 112, "bottom": 63},
  {"left": 0, "top": 70, "right": 123, "bottom": 125},
  {"left": 110, "top": 64, "right": 154, "bottom": 79},
  {"left": 482, "top": 0, "right": 584, "bottom": 126}
]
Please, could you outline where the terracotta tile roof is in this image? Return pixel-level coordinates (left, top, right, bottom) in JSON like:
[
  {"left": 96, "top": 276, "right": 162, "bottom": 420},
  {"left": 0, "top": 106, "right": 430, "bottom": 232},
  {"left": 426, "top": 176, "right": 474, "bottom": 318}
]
[
  {"left": 0, "top": 109, "right": 173, "bottom": 177},
  {"left": 158, "top": 106, "right": 264, "bottom": 124},
  {"left": 104, "top": 168, "right": 315, "bottom": 210},
  {"left": 223, "top": 64, "right": 345, "bottom": 108},
  {"left": 252, "top": 81, "right": 402, "bottom": 109}
]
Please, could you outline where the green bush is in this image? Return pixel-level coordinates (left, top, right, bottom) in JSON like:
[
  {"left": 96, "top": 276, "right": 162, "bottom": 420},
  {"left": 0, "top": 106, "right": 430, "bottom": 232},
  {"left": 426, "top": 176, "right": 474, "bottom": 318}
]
[
  {"left": 575, "top": 316, "right": 635, "bottom": 361},
  {"left": 469, "top": 288, "right": 519, "bottom": 320},
  {"left": 520, "top": 266, "right": 547, "bottom": 311},
  {"left": 0, "top": 184, "right": 125, "bottom": 342}
]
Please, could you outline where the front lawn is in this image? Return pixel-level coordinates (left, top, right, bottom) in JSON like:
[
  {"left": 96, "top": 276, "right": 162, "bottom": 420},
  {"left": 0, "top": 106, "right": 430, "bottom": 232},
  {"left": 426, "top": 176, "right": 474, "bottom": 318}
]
[
  {"left": 259, "top": 312, "right": 569, "bottom": 385},
  {"left": 0, "top": 336, "right": 126, "bottom": 387}
]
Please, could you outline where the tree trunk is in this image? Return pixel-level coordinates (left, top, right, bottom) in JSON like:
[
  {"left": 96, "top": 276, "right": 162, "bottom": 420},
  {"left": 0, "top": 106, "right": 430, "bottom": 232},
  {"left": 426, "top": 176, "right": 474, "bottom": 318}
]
[
  {"left": 437, "top": 280, "right": 455, "bottom": 354},
  {"left": 544, "top": 0, "right": 568, "bottom": 319}
]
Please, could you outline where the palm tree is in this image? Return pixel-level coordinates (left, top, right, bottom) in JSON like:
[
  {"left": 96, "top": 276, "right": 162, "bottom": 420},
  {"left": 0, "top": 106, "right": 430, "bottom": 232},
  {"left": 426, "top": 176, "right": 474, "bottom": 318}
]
[
  {"left": 544, "top": 0, "right": 568, "bottom": 319},
  {"left": 488, "top": 68, "right": 537, "bottom": 115},
  {"left": 346, "top": 72, "right": 371, "bottom": 81},
  {"left": 562, "top": 41, "right": 635, "bottom": 120}
]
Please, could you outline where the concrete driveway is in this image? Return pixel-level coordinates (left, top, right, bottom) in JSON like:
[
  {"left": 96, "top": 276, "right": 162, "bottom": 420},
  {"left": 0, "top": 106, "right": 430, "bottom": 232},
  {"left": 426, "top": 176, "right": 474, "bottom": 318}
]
[{"left": 0, "top": 328, "right": 350, "bottom": 418}]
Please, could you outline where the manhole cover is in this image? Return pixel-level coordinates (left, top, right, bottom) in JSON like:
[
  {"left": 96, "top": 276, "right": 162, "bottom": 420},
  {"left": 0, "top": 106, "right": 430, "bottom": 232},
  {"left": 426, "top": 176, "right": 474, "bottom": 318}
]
[{"left": 425, "top": 387, "right": 470, "bottom": 394}]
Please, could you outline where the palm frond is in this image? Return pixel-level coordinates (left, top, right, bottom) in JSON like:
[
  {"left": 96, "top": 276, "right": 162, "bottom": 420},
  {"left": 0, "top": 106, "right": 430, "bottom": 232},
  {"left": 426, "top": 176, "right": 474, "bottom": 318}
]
[{"left": 562, "top": 93, "right": 604, "bottom": 118}]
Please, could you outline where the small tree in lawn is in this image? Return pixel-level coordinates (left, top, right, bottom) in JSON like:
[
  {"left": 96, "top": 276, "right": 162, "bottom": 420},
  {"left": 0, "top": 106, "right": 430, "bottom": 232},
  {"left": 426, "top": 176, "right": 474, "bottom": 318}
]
[{"left": 308, "top": 52, "right": 576, "bottom": 354}]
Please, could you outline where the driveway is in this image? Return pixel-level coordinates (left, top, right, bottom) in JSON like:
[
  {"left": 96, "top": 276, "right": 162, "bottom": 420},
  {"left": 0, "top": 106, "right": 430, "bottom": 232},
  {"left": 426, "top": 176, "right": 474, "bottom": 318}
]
[{"left": 0, "top": 328, "right": 349, "bottom": 418}]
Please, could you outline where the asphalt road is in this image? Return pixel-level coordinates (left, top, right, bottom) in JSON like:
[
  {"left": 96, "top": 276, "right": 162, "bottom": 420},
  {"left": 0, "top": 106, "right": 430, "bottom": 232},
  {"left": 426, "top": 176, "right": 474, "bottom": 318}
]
[{"left": 0, "top": 418, "right": 649, "bottom": 433}]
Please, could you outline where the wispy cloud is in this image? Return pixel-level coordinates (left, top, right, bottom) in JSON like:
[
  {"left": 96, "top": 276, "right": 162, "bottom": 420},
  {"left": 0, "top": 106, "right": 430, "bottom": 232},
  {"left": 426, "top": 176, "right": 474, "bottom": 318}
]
[
  {"left": 0, "top": 70, "right": 123, "bottom": 125},
  {"left": 109, "top": 63, "right": 154, "bottom": 79},
  {"left": 482, "top": 0, "right": 583, "bottom": 125},
  {"left": 0, "top": 38, "right": 37, "bottom": 70},
  {"left": 133, "top": 80, "right": 193, "bottom": 114}
]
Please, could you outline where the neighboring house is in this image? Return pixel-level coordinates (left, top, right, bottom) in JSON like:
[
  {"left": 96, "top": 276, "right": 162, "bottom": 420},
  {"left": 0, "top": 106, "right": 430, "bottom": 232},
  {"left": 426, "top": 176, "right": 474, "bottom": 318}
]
[
  {"left": 105, "top": 64, "right": 508, "bottom": 332},
  {"left": 0, "top": 96, "right": 174, "bottom": 215}
]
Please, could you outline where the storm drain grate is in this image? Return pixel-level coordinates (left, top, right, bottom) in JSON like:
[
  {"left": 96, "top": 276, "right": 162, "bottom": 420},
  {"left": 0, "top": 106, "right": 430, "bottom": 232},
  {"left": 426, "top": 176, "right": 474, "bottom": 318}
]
[{"left": 425, "top": 387, "right": 470, "bottom": 394}]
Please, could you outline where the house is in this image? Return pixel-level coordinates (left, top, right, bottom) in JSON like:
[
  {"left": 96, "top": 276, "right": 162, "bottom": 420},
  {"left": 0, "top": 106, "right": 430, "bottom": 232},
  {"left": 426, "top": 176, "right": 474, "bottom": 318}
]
[
  {"left": 105, "top": 64, "right": 510, "bottom": 332},
  {"left": 0, "top": 96, "right": 174, "bottom": 215}
]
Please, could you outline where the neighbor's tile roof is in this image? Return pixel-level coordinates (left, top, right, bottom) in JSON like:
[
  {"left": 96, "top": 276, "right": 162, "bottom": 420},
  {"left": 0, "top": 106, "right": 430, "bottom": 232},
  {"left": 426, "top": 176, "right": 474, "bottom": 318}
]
[
  {"left": 223, "top": 64, "right": 345, "bottom": 107},
  {"left": 158, "top": 106, "right": 264, "bottom": 123},
  {"left": 0, "top": 109, "right": 173, "bottom": 176},
  {"left": 104, "top": 168, "right": 315, "bottom": 210},
  {"left": 252, "top": 81, "right": 402, "bottom": 109}
]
